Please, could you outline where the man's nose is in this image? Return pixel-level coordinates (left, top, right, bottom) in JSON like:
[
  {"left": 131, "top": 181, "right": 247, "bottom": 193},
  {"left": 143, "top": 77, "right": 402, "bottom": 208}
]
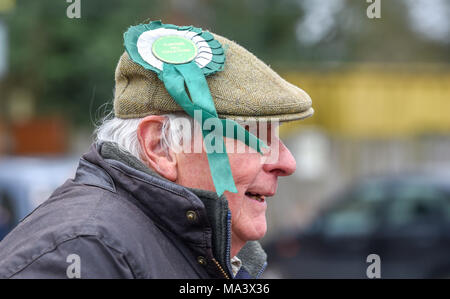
[{"left": 262, "top": 139, "right": 296, "bottom": 176}]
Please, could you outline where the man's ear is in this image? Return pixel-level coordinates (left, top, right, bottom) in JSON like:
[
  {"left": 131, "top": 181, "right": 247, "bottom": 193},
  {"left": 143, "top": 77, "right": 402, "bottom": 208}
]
[{"left": 137, "top": 115, "right": 177, "bottom": 181}]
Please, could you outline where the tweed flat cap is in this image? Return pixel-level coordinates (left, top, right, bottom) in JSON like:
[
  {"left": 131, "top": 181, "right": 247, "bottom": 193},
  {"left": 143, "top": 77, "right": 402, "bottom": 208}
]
[{"left": 114, "top": 32, "right": 313, "bottom": 122}]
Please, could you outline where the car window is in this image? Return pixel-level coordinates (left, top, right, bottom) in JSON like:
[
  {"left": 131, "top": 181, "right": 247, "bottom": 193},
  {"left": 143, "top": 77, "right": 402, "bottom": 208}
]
[
  {"left": 385, "top": 184, "right": 448, "bottom": 229},
  {"left": 0, "top": 190, "right": 15, "bottom": 240},
  {"left": 322, "top": 183, "right": 385, "bottom": 237}
]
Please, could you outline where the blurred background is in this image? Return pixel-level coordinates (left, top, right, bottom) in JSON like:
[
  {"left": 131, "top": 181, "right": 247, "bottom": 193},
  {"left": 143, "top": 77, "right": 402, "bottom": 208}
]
[{"left": 0, "top": 0, "right": 449, "bottom": 278}]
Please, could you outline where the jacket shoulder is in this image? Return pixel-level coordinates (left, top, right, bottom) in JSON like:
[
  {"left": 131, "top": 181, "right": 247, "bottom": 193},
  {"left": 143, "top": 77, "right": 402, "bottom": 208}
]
[{"left": 0, "top": 174, "right": 159, "bottom": 278}]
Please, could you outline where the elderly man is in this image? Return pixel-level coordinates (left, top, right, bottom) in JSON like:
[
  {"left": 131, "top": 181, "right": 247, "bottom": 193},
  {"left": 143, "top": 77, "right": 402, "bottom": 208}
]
[{"left": 0, "top": 21, "right": 312, "bottom": 279}]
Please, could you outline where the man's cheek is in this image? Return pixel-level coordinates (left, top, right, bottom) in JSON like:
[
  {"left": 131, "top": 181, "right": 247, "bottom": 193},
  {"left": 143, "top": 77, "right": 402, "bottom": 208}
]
[
  {"left": 226, "top": 195, "right": 241, "bottom": 220},
  {"left": 229, "top": 152, "right": 261, "bottom": 170}
]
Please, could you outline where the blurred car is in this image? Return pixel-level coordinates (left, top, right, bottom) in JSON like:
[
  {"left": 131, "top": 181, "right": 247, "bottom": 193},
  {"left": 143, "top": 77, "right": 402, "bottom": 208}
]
[
  {"left": 264, "top": 172, "right": 450, "bottom": 278},
  {"left": 0, "top": 156, "right": 78, "bottom": 240}
]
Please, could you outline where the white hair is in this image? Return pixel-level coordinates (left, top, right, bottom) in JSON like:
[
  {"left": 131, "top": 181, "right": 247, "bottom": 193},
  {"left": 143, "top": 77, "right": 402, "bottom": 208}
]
[{"left": 94, "top": 113, "right": 194, "bottom": 161}]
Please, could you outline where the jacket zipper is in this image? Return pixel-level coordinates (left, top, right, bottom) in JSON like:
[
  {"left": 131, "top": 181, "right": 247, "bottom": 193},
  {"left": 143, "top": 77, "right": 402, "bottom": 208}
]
[
  {"left": 212, "top": 257, "right": 230, "bottom": 279},
  {"left": 225, "top": 211, "right": 233, "bottom": 276}
]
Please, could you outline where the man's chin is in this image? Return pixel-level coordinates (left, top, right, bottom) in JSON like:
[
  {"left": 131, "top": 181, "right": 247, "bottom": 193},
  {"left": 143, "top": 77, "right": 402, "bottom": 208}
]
[{"left": 245, "top": 222, "right": 267, "bottom": 241}]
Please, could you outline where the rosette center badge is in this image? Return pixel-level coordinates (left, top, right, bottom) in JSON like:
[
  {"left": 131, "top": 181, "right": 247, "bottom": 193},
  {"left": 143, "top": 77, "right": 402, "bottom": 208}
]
[{"left": 151, "top": 36, "right": 198, "bottom": 64}]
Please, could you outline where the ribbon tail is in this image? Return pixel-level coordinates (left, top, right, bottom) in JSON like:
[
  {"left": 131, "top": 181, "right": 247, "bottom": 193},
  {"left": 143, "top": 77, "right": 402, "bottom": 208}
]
[
  {"left": 161, "top": 62, "right": 237, "bottom": 196},
  {"left": 203, "top": 137, "right": 238, "bottom": 196}
]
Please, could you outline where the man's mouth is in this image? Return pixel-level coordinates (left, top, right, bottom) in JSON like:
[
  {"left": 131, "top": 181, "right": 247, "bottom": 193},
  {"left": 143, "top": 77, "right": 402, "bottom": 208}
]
[{"left": 245, "top": 191, "right": 266, "bottom": 203}]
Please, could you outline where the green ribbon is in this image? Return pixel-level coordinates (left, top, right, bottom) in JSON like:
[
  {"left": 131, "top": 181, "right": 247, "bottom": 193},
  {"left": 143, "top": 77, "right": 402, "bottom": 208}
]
[{"left": 161, "top": 61, "right": 267, "bottom": 196}]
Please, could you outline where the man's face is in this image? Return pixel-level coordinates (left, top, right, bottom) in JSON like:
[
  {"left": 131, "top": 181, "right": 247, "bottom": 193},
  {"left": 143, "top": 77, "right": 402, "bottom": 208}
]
[{"left": 175, "top": 123, "right": 296, "bottom": 247}]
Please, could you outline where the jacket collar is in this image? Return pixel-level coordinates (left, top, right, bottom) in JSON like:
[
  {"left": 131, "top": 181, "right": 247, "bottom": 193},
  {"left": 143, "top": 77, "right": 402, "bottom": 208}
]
[{"left": 81, "top": 142, "right": 266, "bottom": 278}]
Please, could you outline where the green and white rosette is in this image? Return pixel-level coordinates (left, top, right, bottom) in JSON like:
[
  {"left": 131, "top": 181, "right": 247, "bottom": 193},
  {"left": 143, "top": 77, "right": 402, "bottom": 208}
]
[{"left": 124, "top": 20, "right": 267, "bottom": 196}]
